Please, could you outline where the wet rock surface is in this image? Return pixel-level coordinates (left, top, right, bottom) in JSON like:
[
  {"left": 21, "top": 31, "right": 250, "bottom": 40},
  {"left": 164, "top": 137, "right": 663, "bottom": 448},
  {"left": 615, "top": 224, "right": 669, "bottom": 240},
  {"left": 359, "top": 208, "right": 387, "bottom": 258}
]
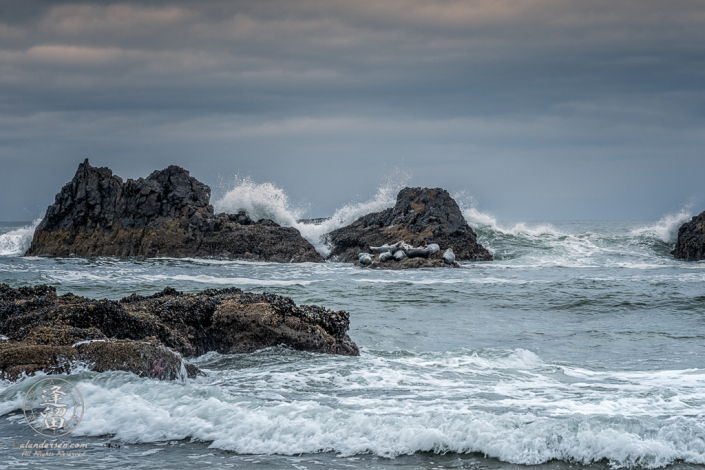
[
  {"left": 326, "top": 187, "right": 492, "bottom": 262},
  {"left": 0, "top": 284, "right": 359, "bottom": 381},
  {"left": 672, "top": 211, "right": 705, "bottom": 261},
  {"left": 25, "top": 160, "right": 322, "bottom": 262}
]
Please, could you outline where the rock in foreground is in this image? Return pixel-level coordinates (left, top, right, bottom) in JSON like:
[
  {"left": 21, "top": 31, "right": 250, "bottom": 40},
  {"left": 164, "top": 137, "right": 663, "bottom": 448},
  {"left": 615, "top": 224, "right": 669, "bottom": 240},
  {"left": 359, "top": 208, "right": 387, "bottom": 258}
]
[
  {"left": 672, "top": 211, "right": 705, "bottom": 261},
  {"left": 25, "top": 159, "right": 323, "bottom": 262},
  {"left": 326, "top": 187, "right": 492, "bottom": 262},
  {"left": 0, "top": 284, "right": 359, "bottom": 381}
]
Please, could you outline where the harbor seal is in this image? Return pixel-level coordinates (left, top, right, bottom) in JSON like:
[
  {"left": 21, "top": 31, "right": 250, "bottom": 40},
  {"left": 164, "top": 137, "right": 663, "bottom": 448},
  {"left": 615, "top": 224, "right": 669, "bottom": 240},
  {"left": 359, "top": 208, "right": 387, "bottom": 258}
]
[
  {"left": 379, "top": 252, "right": 394, "bottom": 262},
  {"left": 404, "top": 248, "right": 431, "bottom": 259},
  {"left": 442, "top": 248, "right": 455, "bottom": 265},
  {"left": 370, "top": 241, "right": 404, "bottom": 254},
  {"left": 427, "top": 244, "right": 440, "bottom": 254},
  {"left": 394, "top": 250, "right": 406, "bottom": 261},
  {"left": 359, "top": 253, "right": 373, "bottom": 265}
]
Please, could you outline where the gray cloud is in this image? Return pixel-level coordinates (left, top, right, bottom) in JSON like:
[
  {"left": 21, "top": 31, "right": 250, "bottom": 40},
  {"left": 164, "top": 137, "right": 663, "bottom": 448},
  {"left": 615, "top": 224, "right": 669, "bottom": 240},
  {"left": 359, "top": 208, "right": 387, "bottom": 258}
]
[{"left": 1, "top": 0, "right": 704, "bottom": 221}]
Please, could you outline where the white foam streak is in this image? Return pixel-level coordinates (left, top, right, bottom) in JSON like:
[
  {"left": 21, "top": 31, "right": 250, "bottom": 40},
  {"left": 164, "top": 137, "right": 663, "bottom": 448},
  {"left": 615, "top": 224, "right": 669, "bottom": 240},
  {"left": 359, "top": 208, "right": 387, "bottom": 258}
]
[
  {"left": 0, "top": 219, "right": 40, "bottom": 256},
  {"left": 631, "top": 208, "right": 693, "bottom": 243},
  {"left": 214, "top": 172, "right": 410, "bottom": 256}
]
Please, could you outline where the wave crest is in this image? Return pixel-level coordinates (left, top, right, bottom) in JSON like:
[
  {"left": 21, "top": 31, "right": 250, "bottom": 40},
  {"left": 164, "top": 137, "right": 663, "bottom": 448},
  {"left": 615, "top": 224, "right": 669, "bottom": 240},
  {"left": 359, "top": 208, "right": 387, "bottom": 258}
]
[
  {"left": 631, "top": 208, "right": 692, "bottom": 243},
  {"left": 214, "top": 171, "right": 410, "bottom": 255}
]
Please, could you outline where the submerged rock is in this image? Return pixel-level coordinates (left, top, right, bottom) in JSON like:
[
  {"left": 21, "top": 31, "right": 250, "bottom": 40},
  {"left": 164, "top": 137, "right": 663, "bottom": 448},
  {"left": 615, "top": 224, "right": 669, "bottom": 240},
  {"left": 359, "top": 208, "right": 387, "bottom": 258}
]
[
  {"left": 0, "top": 284, "right": 359, "bottom": 381},
  {"left": 326, "top": 187, "right": 491, "bottom": 262},
  {"left": 672, "top": 211, "right": 705, "bottom": 261},
  {"left": 25, "top": 160, "right": 322, "bottom": 262}
]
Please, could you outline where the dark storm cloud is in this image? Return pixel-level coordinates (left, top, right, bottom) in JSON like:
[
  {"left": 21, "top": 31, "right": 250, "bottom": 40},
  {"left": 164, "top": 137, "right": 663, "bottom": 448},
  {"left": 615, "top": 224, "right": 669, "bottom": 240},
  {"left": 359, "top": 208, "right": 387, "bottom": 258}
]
[{"left": 0, "top": 0, "right": 704, "bottom": 221}]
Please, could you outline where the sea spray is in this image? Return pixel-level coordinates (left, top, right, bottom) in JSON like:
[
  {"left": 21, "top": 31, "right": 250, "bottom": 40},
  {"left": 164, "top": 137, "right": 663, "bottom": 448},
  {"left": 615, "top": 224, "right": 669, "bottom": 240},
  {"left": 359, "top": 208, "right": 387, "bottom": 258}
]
[
  {"left": 214, "top": 170, "right": 411, "bottom": 256},
  {"left": 0, "top": 219, "right": 40, "bottom": 256},
  {"left": 630, "top": 207, "right": 693, "bottom": 243}
]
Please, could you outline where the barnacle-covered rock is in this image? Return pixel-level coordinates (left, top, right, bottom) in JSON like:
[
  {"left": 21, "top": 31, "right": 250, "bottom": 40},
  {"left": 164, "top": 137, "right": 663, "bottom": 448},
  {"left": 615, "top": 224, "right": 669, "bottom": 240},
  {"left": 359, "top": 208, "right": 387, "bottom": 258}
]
[{"left": 0, "top": 284, "right": 359, "bottom": 381}]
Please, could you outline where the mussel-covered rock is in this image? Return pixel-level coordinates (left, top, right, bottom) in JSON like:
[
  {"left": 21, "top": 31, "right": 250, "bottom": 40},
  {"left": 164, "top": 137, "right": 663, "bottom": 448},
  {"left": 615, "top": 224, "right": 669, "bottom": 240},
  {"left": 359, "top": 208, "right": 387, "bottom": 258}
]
[{"left": 0, "top": 284, "right": 359, "bottom": 381}]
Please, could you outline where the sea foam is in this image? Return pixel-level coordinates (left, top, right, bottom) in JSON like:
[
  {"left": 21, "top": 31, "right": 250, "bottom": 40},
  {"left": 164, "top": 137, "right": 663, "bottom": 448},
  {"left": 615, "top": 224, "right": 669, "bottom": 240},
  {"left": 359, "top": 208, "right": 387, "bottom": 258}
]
[{"left": 2, "top": 348, "right": 703, "bottom": 468}]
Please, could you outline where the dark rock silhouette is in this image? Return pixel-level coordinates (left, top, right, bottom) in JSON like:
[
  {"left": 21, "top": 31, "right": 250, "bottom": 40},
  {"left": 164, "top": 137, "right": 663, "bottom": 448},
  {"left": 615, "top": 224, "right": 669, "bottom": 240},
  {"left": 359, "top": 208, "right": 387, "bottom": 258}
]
[
  {"left": 672, "top": 211, "right": 705, "bottom": 261},
  {"left": 25, "top": 160, "right": 322, "bottom": 262},
  {"left": 326, "top": 187, "right": 492, "bottom": 262},
  {"left": 0, "top": 284, "right": 359, "bottom": 381}
]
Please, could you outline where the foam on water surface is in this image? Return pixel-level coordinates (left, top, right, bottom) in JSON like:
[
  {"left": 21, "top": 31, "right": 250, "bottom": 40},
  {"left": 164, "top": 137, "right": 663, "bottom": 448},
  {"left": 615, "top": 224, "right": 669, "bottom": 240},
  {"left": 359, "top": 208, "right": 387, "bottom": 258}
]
[{"left": 2, "top": 349, "right": 704, "bottom": 468}]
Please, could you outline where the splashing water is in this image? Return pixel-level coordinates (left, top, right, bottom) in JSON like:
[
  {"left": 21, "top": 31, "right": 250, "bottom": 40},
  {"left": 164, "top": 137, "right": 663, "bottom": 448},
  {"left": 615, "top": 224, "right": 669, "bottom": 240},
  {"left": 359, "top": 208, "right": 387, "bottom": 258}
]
[
  {"left": 213, "top": 177, "right": 305, "bottom": 226},
  {"left": 214, "top": 171, "right": 411, "bottom": 256},
  {"left": 453, "top": 191, "right": 563, "bottom": 238},
  {"left": 0, "top": 219, "right": 40, "bottom": 256},
  {"left": 630, "top": 207, "right": 693, "bottom": 243}
]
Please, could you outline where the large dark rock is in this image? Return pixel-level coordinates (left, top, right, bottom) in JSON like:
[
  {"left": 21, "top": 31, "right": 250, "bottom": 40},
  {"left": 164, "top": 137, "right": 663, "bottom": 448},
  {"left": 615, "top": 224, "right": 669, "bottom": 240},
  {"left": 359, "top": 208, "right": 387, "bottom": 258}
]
[
  {"left": 25, "top": 160, "right": 323, "bottom": 262},
  {"left": 0, "top": 284, "right": 359, "bottom": 381},
  {"left": 672, "top": 211, "right": 705, "bottom": 261},
  {"left": 326, "top": 187, "right": 492, "bottom": 262}
]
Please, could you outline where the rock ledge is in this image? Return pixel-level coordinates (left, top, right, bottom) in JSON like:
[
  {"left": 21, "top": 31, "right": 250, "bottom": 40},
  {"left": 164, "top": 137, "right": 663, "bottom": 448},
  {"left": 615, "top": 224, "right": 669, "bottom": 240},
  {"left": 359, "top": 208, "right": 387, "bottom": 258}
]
[{"left": 0, "top": 284, "right": 359, "bottom": 381}]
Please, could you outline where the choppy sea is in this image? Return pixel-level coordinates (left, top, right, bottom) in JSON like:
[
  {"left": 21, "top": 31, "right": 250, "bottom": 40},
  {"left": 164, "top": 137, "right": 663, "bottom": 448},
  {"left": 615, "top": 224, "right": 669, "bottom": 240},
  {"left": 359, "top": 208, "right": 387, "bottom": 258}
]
[{"left": 0, "top": 183, "right": 704, "bottom": 470}]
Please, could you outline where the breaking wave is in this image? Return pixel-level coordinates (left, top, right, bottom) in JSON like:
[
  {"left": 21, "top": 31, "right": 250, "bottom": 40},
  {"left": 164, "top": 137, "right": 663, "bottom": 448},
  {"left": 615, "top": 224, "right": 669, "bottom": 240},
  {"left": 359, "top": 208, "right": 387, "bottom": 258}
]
[
  {"left": 2, "top": 348, "right": 704, "bottom": 468},
  {"left": 214, "top": 171, "right": 410, "bottom": 256},
  {"left": 0, "top": 219, "right": 40, "bottom": 256},
  {"left": 630, "top": 208, "right": 693, "bottom": 243}
]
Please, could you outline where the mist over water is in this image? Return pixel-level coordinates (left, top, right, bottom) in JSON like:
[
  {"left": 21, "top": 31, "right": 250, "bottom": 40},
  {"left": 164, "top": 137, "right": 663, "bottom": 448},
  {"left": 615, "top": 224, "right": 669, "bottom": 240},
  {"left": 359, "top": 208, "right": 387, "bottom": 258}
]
[{"left": 1, "top": 185, "right": 704, "bottom": 470}]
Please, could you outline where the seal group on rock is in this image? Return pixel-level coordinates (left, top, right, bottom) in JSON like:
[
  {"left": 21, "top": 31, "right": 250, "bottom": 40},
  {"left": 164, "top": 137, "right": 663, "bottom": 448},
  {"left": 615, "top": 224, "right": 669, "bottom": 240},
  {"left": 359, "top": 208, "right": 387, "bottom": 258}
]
[
  {"left": 326, "top": 187, "right": 491, "bottom": 262},
  {"left": 354, "top": 240, "right": 461, "bottom": 270}
]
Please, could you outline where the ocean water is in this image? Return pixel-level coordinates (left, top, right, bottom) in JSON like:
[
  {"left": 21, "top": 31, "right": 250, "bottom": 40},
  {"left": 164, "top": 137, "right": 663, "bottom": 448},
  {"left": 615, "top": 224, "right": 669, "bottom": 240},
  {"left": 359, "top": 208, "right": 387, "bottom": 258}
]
[{"left": 0, "top": 188, "right": 704, "bottom": 470}]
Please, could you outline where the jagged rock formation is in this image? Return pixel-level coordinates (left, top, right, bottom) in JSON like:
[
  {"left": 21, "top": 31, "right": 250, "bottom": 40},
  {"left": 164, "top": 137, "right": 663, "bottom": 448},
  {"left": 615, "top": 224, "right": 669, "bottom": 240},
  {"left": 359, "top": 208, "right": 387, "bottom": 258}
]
[
  {"left": 326, "top": 187, "right": 492, "bottom": 262},
  {"left": 0, "top": 284, "right": 359, "bottom": 381},
  {"left": 672, "top": 211, "right": 705, "bottom": 261},
  {"left": 25, "top": 160, "right": 323, "bottom": 262}
]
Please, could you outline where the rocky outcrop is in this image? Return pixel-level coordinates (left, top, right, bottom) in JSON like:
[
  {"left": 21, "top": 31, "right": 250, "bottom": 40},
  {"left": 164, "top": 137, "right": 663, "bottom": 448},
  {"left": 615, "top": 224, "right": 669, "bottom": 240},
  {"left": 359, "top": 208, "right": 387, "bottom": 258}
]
[
  {"left": 672, "top": 211, "right": 705, "bottom": 261},
  {"left": 0, "top": 284, "right": 359, "bottom": 381},
  {"left": 25, "top": 160, "right": 323, "bottom": 262},
  {"left": 326, "top": 187, "right": 492, "bottom": 262},
  {"left": 355, "top": 253, "right": 460, "bottom": 270}
]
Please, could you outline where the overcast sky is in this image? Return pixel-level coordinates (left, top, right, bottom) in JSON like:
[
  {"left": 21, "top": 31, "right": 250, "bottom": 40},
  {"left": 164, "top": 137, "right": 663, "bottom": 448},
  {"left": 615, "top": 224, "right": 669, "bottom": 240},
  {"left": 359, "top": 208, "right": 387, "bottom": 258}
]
[{"left": 1, "top": 0, "right": 704, "bottom": 221}]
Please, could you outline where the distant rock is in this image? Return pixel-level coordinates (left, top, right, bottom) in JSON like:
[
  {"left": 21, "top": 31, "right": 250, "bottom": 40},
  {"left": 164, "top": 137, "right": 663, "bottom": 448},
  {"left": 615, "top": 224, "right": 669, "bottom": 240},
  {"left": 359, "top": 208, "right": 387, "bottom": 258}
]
[
  {"left": 25, "top": 160, "right": 322, "bottom": 262},
  {"left": 326, "top": 187, "right": 492, "bottom": 262},
  {"left": 0, "top": 284, "right": 359, "bottom": 381},
  {"left": 672, "top": 211, "right": 705, "bottom": 261}
]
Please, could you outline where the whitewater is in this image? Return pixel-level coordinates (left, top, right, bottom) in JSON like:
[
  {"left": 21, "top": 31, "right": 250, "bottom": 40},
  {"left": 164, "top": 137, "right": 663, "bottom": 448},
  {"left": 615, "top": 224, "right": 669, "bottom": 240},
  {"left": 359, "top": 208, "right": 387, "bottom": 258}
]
[{"left": 1, "top": 179, "right": 704, "bottom": 470}]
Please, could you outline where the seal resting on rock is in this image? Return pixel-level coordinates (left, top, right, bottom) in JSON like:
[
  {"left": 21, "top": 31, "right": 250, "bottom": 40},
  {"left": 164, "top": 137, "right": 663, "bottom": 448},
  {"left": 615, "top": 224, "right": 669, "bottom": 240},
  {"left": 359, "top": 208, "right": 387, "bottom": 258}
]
[
  {"left": 404, "top": 248, "right": 431, "bottom": 259},
  {"left": 358, "top": 253, "right": 373, "bottom": 265},
  {"left": 379, "top": 252, "right": 394, "bottom": 262},
  {"left": 443, "top": 248, "right": 456, "bottom": 265}
]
